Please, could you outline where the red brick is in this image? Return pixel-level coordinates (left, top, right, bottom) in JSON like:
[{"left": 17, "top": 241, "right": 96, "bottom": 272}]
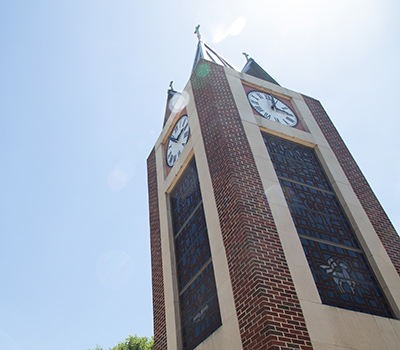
[{"left": 147, "top": 149, "right": 167, "bottom": 350}]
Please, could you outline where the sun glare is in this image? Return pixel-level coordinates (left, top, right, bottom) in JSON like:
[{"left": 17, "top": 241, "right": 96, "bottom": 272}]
[
  {"left": 230, "top": 17, "right": 246, "bottom": 36},
  {"left": 169, "top": 91, "right": 190, "bottom": 113},
  {"left": 212, "top": 16, "right": 247, "bottom": 43}
]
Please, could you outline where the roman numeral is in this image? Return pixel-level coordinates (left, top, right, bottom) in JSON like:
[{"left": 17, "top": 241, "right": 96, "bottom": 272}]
[{"left": 250, "top": 99, "right": 259, "bottom": 105}]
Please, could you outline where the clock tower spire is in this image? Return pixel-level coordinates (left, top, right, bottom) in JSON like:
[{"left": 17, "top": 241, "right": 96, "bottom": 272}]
[{"left": 191, "top": 25, "right": 238, "bottom": 74}]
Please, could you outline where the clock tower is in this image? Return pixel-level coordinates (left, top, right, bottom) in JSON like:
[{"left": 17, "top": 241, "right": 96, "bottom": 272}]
[{"left": 147, "top": 30, "right": 400, "bottom": 350}]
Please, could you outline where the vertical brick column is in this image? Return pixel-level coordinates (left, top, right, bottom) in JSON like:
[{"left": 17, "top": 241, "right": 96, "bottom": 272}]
[
  {"left": 147, "top": 149, "right": 167, "bottom": 350},
  {"left": 191, "top": 60, "right": 313, "bottom": 350},
  {"left": 302, "top": 95, "right": 400, "bottom": 276}
]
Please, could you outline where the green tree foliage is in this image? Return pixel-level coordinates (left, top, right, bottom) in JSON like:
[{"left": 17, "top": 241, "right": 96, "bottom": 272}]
[{"left": 87, "top": 335, "right": 154, "bottom": 350}]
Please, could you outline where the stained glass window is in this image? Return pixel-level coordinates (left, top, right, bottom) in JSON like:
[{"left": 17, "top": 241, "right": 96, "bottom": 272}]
[
  {"left": 263, "top": 132, "right": 393, "bottom": 318},
  {"left": 170, "top": 158, "right": 222, "bottom": 350}
]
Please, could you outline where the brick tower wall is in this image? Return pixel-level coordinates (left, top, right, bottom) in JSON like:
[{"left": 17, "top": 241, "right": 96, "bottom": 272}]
[
  {"left": 191, "top": 60, "right": 313, "bottom": 350},
  {"left": 147, "top": 148, "right": 167, "bottom": 350},
  {"left": 302, "top": 95, "right": 400, "bottom": 277}
]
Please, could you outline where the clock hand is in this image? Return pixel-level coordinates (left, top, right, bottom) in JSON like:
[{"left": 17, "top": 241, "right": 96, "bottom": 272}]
[
  {"left": 274, "top": 107, "right": 293, "bottom": 116},
  {"left": 269, "top": 94, "right": 277, "bottom": 110},
  {"left": 168, "top": 136, "right": 178, "bottom": 143},
  {"left": 176, "top": 124, "right": 189, "bottom": 141},
  {"left": 176, "top": 130, "right": 184, "bottom": 141}
]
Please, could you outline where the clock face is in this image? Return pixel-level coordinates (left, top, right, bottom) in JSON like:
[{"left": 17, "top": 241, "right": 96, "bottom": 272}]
[
  {"left": 166, "top": 114, "right": 190, "bottom": 168},
  {"left": 247, "top": 91, "right": 298, "bottom": 127}
]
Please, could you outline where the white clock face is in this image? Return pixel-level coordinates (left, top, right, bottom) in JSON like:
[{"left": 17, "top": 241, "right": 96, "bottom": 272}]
[
  {"left": 166, "top": 115, "right": 190, "bottom": 168},
  {"left": 247, "top": 91, "right": 298, "bottom": 127}
]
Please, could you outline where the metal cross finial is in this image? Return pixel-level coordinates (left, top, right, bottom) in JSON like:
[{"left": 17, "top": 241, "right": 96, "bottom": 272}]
[
  {"left": 169, "top": 81, "right": 174, "bottom": 91},
  {"left": 194, "top": 25, "right": 201, "bottom": 41},
  {"left": 242, "top": 52, "right": 250, "bottom": 62}
]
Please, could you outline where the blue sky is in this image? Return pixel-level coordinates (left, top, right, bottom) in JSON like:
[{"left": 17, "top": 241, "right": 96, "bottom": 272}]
[{"left": 0, "top": 1, "right": 399, "bottom": 349}]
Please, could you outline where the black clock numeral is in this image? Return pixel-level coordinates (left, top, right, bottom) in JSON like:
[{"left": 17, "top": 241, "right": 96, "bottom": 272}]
[
  {"left": 184, "top": 131, "right": 189, "bottom": 138},
  {"left": 249, "top": 92, "right": 259, "bottom": 101},
  {"left": 264, "top": 112, "right": 271, "bottom": 119},
  {"left": 250, "top": 99, "right": 259, "bottom": 106},
  {"left": 285, "top": 117, "right": 295, "bottom": 123},
  {"left": 274, "top": 117, "right": 280, "bottom": 122},
  {"left": 283, "top": 119, "right": 290, "bottom": 125}
]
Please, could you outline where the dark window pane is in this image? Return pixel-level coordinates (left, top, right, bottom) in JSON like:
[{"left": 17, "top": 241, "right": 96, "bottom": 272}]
[
  {"left": 280, "top": 179, "right": 358, "bottom": 248},
  {"left": 175, "top": 204, "right": 212, "bottom": 290},
  {"left": 170, "top": 160, "right": 202, "bottom": 233},
  {"left": 263, "top": 134, "right": 332, "bottom": 191},
  {"left": 180, "top": 263, "right": 222, "bottom": 350}
]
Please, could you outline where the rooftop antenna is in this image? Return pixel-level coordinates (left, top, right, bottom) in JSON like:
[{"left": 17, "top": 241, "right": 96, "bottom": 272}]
[{"left": 194, "top": 24, "right": 201, "bottom": 41}]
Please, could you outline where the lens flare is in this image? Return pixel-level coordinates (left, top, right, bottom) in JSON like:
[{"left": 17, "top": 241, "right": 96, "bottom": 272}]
[
  {"left": 212, "top": 26, "right": 230, "bottom": 44},
  {"left": 169, "top": 91, "right": 190, "bottom": 113},
  {"left": 108, "top": 169, "right": 128, "bottom": 190},
  {"left": 0, "top": 329, "right": 20, "bottom": 350},
  {"left": 230, "top": 17, "right": 246, "bottom": 36},
  {"left": 115, "top": 159, "right": 135, "bottom": 181},
  {"left": 264, "top": 184, "right": 286, "bottom": 204},
  {"left": 96, "top": 250, "right": 134, "bottom": 289},
  {"left": 196, "top": 63, "right": 210, "bottom": 78},
  {"left": 212, "top": 16, "right": 247, "bottom": 43}
]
